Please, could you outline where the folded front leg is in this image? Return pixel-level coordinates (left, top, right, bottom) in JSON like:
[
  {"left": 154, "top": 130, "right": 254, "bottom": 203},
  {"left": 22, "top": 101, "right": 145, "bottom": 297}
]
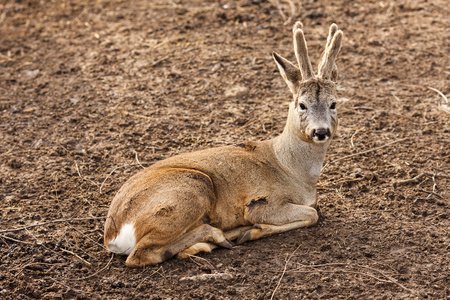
[{"left": 237, "top": 202, "right": 318, "bottom": 244}]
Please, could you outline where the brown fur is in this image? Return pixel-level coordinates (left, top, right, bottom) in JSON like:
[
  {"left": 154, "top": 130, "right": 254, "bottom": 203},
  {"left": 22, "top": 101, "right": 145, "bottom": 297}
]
[{"left": 104, "top": 21, "right": 344, "bottom": 267}]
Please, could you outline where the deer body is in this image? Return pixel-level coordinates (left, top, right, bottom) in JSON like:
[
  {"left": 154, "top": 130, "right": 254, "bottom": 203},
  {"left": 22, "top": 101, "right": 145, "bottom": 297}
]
[{"left": 104, "top": 22, "right": 343, "bottom": 267}]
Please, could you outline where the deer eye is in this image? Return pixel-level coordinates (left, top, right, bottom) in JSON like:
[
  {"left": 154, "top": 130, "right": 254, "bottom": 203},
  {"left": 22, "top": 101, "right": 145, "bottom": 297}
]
[
  {"left": 299, "top": 103, "right": 307, "bottom": 110},
  {"left": 330, "top": 102, "right": 336, "bottom": 110}
]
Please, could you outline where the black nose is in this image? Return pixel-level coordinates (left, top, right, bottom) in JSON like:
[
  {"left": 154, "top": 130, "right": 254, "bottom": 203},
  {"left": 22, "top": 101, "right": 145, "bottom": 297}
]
[{"left": 313, "top": 128, "right": 330, "bottom": 140}]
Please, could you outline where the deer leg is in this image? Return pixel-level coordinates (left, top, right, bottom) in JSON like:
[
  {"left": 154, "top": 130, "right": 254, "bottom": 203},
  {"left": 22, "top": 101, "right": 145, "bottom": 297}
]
[
  {"left": 224, "top": 226, "right": 254, "bottom": 241},
  {"left": 177, "top": 242, "right": 218, "bottom": 259},
  {"left": 175, "top": 223, "right": 234, "bottom": 259},
  {"left": 178, "top": 225, "right": 261, "bottom": 258},
  {"left": 236, "top": 220, "right": 314, "bottom": 244},
  {"left": 126, "top": 224, "right": 233, "bottom": 267},
  {"left": 236, "top": 203, "right": 318, "bottom": 244}
]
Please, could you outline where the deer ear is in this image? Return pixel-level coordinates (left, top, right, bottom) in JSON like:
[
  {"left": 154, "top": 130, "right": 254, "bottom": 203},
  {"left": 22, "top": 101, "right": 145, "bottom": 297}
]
[{"left": 273, "top": 52, "right": 301, "bottom": 95}]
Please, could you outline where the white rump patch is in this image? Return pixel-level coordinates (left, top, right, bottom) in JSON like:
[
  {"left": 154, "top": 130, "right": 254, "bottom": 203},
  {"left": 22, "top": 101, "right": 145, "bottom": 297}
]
[{"left": 107, "top": 223, "right": 136, "bottom": 255}]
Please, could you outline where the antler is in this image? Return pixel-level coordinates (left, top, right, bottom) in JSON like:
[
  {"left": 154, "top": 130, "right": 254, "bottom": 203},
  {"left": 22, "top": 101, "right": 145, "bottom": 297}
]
[
  {"left": 273, "top": 22, "right": 343, "bottom": 95},
  {"left": 292, "top": 21, "right": 315, "bottom": 81},
  {"left": 318, "top": 23, "right": 343, "bottom": 81}
]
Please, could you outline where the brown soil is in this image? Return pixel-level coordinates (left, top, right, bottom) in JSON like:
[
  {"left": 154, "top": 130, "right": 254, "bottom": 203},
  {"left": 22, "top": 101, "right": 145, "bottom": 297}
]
[{"left": 1, "top": 0, "right": 449, "bottom": 299}]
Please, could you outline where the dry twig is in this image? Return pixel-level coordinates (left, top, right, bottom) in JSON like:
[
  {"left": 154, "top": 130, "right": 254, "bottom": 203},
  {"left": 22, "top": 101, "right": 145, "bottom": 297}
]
[
  {"left": 283, "top": 0, "right": 297, "bottom": 25},
  {"left": 64, "top": 221, "right": 107, "bottom": 251},
  {"left": 75, "top": 162, "right": 99, "bottom": 186},
  {"left": 418, "top": 189, "right": 443, "bottom": 199},
  {"left": 15, "top": 228, "right": 83, "bottom": 278},
  {"left": 270, "top": 244, "right": 301, "bottom": 300},
  {"left": 269, "top": 0, "right": 297, "bottom": 25},
  {"left": 0, "top": 217, "right": 106, "bottom": 233},
  {"left": 291, "top": 262, "right": 415, "bottom": 294},
  {"left": 68, "top": 253, "right": 114, "bottom": 281},
  {"left": 428, "top": 86, "right": 450, "bottom": 113},
  {"left": 75, "top": 162, "right": 83, "bottom": 180},
  {"left": 428, "top": 87, "right": 449, "bottom": 103},
  {"left": 48, "top": 277, "right": 87, "bottom": 295},
  {"left": 394, "top": 172, "right": 447, "bottom": 202},
  {"left": 151, "top": 56, "right": 169, "bottom": 67},
  {"left": 350, "top": 130, "right": 360, "bottom": 148},
  {"left": 188, "top": 255, "right": 216, "bottom": 270},
  {"left": 270, "top": 0, "right": 287, "bottom": 21},
  {"left": 134, "top": 150, "right": 145, "bottom": 169},
  {"left": 394, "top": 172, "right": 448, "bottom": 188},
  {"left": 394, "top": 172, "right": 430, "bottom": 187},
  {"left": 14, "top": 262, "right": 62, "bottom": 279},
  {"left": 0, "top": 234, "right": 33, "bottom": 244},
  {"left": 60, "top": 248, "right": 91, "bottom": 266},
  {"left": 135, "top": 266, "right": 164, "bottom": 291}
]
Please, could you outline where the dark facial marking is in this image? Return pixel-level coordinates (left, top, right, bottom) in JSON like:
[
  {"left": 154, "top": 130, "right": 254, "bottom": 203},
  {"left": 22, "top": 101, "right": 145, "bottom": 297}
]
[{"left": 316, "top": 83, "right": 320, "bottom": 101}]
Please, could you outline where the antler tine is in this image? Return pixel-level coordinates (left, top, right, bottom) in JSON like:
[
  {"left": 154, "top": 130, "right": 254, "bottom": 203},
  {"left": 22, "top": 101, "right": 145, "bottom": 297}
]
[
  {"left": 293, "top": 27, "right": 315, "bottom": 81},
  {"left": 318, "top": 27, "right": 343, "bottom": 81},
  {"left": 325, "top": 23, "right": 338, "bottom": 50},
  {"left": 293, "top": 21, "right": 303, "bottom": 32}
]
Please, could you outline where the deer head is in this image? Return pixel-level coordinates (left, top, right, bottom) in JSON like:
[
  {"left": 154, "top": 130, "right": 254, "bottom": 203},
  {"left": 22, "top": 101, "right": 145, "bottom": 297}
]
[{"left": 273, "top": 22, "right": 343, "bottom": 144}]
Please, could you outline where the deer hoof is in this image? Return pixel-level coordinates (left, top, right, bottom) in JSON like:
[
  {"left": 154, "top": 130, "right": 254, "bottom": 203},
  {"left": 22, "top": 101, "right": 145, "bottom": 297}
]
[
  {"left": 217, "top": 239, "right": 234, "bottom": 249},
  {"left": 207, "top": 237, "right": 234, "bottom": 249}
]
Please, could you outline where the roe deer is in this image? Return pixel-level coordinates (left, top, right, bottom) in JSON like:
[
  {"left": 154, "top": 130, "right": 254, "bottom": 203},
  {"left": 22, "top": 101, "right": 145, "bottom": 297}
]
[{"left": 104, "top": 21, "right": 343, "bottom": 267}]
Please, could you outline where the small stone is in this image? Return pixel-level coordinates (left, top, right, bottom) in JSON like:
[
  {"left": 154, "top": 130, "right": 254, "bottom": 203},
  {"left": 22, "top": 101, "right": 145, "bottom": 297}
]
[
  {"left": 111, "top": 280, "right": 123, "bottom": 288},
  {"left": 70, "top": 97, "right": 80, "bottom": 105}
]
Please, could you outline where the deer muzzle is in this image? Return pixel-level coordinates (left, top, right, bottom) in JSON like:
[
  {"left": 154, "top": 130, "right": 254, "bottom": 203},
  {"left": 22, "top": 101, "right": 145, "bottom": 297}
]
[{"left": 312, "top": 128, "right": 331, "bottom": 143}]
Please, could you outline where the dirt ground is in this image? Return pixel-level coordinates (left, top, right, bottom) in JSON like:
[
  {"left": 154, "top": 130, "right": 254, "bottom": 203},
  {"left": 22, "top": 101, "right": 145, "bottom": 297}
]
[{"left": 0, "top": 0, "right": 449, "bottom": 298}]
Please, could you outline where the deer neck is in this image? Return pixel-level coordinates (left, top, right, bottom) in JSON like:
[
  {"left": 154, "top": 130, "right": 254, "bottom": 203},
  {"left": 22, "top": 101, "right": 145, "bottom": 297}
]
[{"left": 271, "top": 103, "right": 330, "bottom": 183}]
